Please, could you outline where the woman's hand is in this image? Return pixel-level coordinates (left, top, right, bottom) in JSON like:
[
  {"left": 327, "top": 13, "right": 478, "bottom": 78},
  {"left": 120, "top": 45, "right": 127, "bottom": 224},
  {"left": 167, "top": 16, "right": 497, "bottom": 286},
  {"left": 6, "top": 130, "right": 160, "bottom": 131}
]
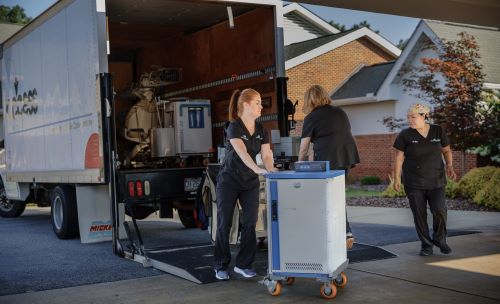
[
  {"left": 267, "top": 167, "right": 278, "bottom": 173},
  {"left": 394, "top": 179, "right": 402, "bottom": 192},
  {"left": 446, "top": 165, "right": 457, "bottom": 181},
  {"left": 254, "top": 168, "right": 268, "bottom": 175}
]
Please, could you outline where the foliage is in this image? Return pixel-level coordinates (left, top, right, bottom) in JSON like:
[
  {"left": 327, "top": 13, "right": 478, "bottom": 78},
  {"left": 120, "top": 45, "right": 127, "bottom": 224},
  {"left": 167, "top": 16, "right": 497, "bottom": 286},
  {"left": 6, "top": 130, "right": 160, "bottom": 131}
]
[
  {"left": 381, "top": 175, "right": 406, "bottom": 197},
  {"left": 402, "top": 32, "right": 486, "bottom": 153},
  {"left": 328, "top": 20, "right": 379, "bottom": 33},
  {"left": 0, "top": 5, "right": 32, "bottom": 24},
  {"left": 473, "top": 168, "right": 500, "bottom": 210},
  {"left": 397, "top": 38, "right": 409, "bottom": 50},
  {"left": 360, "top": 175, "right": 381, "bottom": 185},
  {"left": 380, "top": 116, "right": 406, "bottom": 132},
  {"left": 467, "top": 90, "right": 500, "bottom": 164},
  {"left": 328, "top": 20, "right": 346, "bottom": 32},
  {"left": 457, "top": 166, "right": 497, "bottom": 199},
  {"left": 445, "top": 179, "right": 459, "bottom": 199},
  {"left": 346, "top": 188, "right": 381, "bottom": 198}
]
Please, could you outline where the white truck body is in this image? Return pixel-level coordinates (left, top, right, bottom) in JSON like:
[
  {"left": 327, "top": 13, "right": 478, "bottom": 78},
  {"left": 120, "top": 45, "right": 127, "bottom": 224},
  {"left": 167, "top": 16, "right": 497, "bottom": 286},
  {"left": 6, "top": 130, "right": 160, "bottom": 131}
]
[{"left": 1, "top": 0, "right": 108, "bottom": 197}]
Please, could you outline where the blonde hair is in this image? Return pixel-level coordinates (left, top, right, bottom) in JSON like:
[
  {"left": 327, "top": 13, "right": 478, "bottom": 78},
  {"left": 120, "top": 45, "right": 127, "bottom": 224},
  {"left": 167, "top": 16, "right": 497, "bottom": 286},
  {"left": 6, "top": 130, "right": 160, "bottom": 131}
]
[
  {"left": 303, "top": 85, "right": 331, "bottom": 114},
  {"left": 228, "top": 88, "right": 260, "bottom": 121}
]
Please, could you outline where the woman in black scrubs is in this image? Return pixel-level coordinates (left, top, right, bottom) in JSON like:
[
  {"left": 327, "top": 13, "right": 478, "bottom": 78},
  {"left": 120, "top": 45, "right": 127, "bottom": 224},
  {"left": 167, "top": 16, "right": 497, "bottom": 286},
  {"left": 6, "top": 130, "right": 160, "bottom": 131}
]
[
  {"left": 298, "top": 85, "right": 360, "bottom": 249},
  {"left": 393, "top": 103, "right": 456, "bottom": 256},
  {"left": 214, "top": 88, "right": 276, "bottom": 280}
]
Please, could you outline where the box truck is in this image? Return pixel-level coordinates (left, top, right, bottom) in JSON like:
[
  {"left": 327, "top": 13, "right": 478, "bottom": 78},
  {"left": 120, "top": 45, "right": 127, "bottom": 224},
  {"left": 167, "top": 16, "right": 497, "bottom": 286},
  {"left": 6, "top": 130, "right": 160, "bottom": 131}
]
[{"left": 0, "top": 0, "right": 287, "bottom": 279}]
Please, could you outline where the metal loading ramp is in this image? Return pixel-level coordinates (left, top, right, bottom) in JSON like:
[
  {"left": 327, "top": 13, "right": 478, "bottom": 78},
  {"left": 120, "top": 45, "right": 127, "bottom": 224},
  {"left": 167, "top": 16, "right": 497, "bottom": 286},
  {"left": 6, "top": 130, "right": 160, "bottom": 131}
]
[{"left": 133, "top": 243, "right": 218, "bottom": 284}]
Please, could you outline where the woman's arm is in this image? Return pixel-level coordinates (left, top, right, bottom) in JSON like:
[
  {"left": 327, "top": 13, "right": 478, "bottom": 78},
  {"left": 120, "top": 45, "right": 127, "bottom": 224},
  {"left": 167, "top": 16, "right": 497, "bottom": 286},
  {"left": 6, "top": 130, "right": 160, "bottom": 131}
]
[
  {"left": 298, "top": 137, "right": 311, "bottom": 161},
  {"left": 229, "top": 138, "right": 267, "bottom": 174},
  {"left": 394, "top": 149, "right": 404, "bottom": 192},
  {"left": 441, "top": 145, "right": 456, "bottom": 180},
  {"left": 260, "top": 143, "right": 277, "bottom": 172}
]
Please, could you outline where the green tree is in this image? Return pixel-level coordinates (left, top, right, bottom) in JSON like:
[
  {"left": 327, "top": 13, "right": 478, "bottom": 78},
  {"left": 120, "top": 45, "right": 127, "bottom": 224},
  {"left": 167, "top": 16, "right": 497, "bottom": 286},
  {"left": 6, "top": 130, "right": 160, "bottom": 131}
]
[
  {"left": 328, "top": 20, "right": 346, "bottom": 32},
  {"left": 397, "top": 38, "right": 409, "bottom": 50},
  {"left": 468, "top": 90, "right": 500, "bottom": 164},
  {"left": 0, "top": 5, "right": 32, "bottom": 24},
  {"left": 328, "top": 20, "right": 379, "bottom": 33},
  {"left": 350, "top": 20, "right": 379, "bottom": 33}
]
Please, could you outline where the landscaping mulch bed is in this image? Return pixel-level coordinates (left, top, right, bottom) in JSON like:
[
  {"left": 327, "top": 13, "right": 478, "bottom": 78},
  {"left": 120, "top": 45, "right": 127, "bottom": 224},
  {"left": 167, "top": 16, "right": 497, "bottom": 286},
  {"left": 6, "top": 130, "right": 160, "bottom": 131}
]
[
  {"left": 347, "top": 183, "right": 498, "bottom": 212},
  {"left": 346, "top": 196, "right": 498, "bottom": 212}
]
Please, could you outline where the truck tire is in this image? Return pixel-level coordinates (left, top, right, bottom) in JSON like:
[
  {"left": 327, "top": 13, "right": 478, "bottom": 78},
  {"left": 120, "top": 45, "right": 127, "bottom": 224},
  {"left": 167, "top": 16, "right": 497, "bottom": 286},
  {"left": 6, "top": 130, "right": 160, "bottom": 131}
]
[
  {"left": 0, "top": 184, "right": 26, "bottom": 218},
  {"left": 51, "top": 186, "right": 79, "bottom": 239},
  {"left": 178, "top": 209, "right": 197, "bottom": 228}
]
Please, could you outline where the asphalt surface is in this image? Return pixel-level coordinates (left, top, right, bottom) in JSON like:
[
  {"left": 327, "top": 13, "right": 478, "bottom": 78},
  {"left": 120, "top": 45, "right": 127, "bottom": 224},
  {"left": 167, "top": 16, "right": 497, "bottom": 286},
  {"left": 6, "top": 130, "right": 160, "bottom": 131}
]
[{"left": 0, "top": 207, "right": 479, "bottom": 296}]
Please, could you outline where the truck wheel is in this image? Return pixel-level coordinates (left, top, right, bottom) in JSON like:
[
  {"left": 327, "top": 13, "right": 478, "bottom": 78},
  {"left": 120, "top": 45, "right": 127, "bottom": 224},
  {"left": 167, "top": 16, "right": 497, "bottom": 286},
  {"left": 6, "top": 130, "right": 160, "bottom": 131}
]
[
  {"left": 0, "top": 184, "right": 26, "bottom": 217},
  {"left": 178, "top": 209, "right": 197, "bottom": 228},
  {"left": 51, "top": 186, "right": 79, "bottom": 239},
  {"left": 0, "top": 179, "right": 26, "bottom": 217}
]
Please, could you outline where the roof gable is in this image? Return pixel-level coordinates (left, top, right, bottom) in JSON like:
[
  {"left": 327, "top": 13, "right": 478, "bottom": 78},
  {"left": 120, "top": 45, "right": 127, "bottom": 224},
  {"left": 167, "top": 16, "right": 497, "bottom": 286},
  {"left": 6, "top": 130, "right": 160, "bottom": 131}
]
[
  {"left": 0, "top": 22, "right": 23, "bottom": 43},
  {"left": 331, "top": 61, "right": 396, "bottom": 102},
  {"left": 285, "top": 27, "right": 401, "bottom": 69},
  {"left": 283, "top": 3, "right": 340, "bottom": 36},
  {"left": 285, "top": 30, "right": 355, "bottom": 60},
  {"left": 377, "top": 20, "right": 500, "bottom": 100},
  {"left": 425, "top": 20, "right": 500, "bottom": 85}
]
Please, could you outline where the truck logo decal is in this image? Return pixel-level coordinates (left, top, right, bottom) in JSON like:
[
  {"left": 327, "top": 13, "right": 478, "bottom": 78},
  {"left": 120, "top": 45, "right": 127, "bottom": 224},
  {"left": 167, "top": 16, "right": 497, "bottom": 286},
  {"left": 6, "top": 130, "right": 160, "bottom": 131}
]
[
  {"left": 5, "top": 78, "right": 39, "bottom": 119},
  {"left": 88, "top": 220, "right": 112, "bottom": 239}
]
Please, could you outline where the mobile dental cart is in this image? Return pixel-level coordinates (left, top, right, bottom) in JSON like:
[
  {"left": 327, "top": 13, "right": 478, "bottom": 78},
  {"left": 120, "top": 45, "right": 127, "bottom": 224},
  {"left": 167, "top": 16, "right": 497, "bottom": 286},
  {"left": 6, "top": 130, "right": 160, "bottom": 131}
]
[{"left": 262, "top": 162, "right": 348, "bottom": 299}]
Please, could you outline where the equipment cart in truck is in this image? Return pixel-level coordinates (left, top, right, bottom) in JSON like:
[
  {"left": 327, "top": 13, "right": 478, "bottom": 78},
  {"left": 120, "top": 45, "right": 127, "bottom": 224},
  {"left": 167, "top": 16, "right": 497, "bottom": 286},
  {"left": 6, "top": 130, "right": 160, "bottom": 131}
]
[{"left": 0, "top": 0, "right": 287, "bottom": 283}]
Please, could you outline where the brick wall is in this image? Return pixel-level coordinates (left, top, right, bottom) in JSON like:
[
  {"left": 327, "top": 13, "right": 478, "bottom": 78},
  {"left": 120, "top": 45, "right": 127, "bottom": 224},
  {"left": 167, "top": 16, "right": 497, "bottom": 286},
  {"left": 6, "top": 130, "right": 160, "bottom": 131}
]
[
  {"left": 290, "top": 131, "right": 478, "bottom": 182},
  {"left": 451, "top": 150, "right": 478, "bottom": 179},
  {"left": 349, "top": 134, "right": 397, "bottom": 181},
  {"left": 286, "top": 37, "right": 396, "bottom": 121}
]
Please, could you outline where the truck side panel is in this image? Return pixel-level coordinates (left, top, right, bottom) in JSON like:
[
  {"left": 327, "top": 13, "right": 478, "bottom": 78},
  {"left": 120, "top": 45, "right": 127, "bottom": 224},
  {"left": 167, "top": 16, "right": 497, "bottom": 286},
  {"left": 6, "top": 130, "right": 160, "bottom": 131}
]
[{"left": 1, "top": 0, "right": 106, "bottom": 183}]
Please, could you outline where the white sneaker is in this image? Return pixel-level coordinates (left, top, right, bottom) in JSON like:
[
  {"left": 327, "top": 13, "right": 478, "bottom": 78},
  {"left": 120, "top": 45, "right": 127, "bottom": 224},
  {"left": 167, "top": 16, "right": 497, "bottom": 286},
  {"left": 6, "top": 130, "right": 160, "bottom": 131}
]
[{"left": 234, "top": 266, "right": 256, "bottom": 278}]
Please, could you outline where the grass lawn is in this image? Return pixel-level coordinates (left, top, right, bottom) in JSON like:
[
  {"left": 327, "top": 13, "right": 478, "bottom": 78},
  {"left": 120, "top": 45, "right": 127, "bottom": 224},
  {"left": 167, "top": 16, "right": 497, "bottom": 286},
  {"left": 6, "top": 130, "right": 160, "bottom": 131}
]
[{"left": 346, "top": 187, "right": 382, "bottom": 198}]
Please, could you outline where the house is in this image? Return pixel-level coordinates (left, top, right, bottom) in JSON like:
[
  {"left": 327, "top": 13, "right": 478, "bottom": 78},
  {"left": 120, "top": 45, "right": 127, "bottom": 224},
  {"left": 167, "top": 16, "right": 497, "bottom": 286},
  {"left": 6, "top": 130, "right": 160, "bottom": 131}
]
[
  {"left": 282, "top": 4, "right": 401, "bottom": 174},
  {"left": 0, "top": 22, "right": 24, "bottom": 141},
  {"left": 331, "top": 19, "right": 500, "bottom": 179}
]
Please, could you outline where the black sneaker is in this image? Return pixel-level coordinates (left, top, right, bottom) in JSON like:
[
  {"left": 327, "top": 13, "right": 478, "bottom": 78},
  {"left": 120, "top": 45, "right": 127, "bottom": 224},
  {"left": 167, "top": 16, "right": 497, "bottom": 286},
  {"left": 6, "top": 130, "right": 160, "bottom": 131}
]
[
  {"left": 419, "top": 246, "right": 433, "bottom": 256},
  {"left": 433, "top": 240, "right": 452, "bottom": 254}
]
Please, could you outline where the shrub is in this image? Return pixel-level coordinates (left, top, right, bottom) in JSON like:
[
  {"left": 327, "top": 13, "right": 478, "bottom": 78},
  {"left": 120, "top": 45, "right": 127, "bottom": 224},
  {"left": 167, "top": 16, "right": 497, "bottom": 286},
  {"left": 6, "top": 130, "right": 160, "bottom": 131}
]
[
  {"left": 360, "top": 176, "right": 381, "bottom": 185},
  {"left": 445, "top": 179, "right": 460, "bottom": 199},
  {"left": 457, "top": 166, "right": 497, "bottom": 199},
  {"left": 473, "top": 168, "right": 500, "bottom": 209},
  {"left": 381, "top": 175, "right": 406, "bottom": 197}
]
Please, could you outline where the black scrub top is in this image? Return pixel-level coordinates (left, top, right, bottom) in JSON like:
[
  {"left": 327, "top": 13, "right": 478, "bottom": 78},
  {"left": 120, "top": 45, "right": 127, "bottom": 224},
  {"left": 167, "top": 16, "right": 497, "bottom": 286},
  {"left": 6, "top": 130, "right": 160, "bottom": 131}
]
[
  {"left": 301, "top": 105, "right": 360, "bottom": 170},
  {"left": 393, "top": 124, "right": 450, "bottom": 190},
  {"left": 219, "top": 118, "right": 269, "bottom": 188}
]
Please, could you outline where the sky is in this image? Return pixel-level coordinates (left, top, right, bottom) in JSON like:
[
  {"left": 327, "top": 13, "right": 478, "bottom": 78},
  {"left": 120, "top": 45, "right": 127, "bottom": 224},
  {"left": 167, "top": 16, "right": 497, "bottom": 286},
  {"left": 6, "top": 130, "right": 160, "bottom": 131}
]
[{"left": 3, "top": 0, "right": 419, "bottom": 45}]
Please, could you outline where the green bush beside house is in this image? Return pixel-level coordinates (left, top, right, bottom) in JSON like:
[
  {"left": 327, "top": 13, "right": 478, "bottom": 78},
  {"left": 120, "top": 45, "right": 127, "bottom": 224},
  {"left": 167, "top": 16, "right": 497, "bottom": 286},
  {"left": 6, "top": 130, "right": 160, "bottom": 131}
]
[{"left": 381, "top": 167, "right": 500, "bottom": 210}]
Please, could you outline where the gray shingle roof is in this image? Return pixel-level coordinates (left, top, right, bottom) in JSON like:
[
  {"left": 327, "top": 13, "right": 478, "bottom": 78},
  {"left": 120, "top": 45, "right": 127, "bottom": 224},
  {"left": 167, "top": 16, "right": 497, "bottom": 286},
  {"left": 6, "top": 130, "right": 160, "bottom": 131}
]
[
  {"left": 285, "top": 29, "right": 356, "bottom": 61},
  {"left": 331, "top": 61, "right": 395, "bottom": 100},
  {"left": 0, "top": 22, "right": 23, "bottom": 43},
  {"left": 425, "top": 20, "right": 500, "bottom": 84}
]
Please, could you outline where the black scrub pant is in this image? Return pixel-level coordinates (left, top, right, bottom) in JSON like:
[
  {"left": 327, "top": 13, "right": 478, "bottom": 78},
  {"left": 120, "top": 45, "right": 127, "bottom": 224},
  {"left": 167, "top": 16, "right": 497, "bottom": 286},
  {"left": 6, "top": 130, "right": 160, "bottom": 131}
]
[
  {"left": 214, "top": 173, "right": 259, "bottom": 271},
  {"left": 343, "top": 169, "right": 352, "bottom": 236},
  {"left": 405, "top": 186, "right": 447, "bottom": 249}
]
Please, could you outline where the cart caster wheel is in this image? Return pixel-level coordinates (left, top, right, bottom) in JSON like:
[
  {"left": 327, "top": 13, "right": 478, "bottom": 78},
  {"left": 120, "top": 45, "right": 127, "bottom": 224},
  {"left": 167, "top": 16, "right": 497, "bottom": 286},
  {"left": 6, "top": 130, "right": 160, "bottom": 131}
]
[
  {"left": 268, "top": 281, "right": 282, "bottom": 296},
  {"left": 320, "top": 283, "right": 337, "bottom": 299},
  {"left": 334, "top": 272, "right": 348, "bottom": 288},
  {"left": 285, "top": 277, "right": 295, "bottom": 285}
]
